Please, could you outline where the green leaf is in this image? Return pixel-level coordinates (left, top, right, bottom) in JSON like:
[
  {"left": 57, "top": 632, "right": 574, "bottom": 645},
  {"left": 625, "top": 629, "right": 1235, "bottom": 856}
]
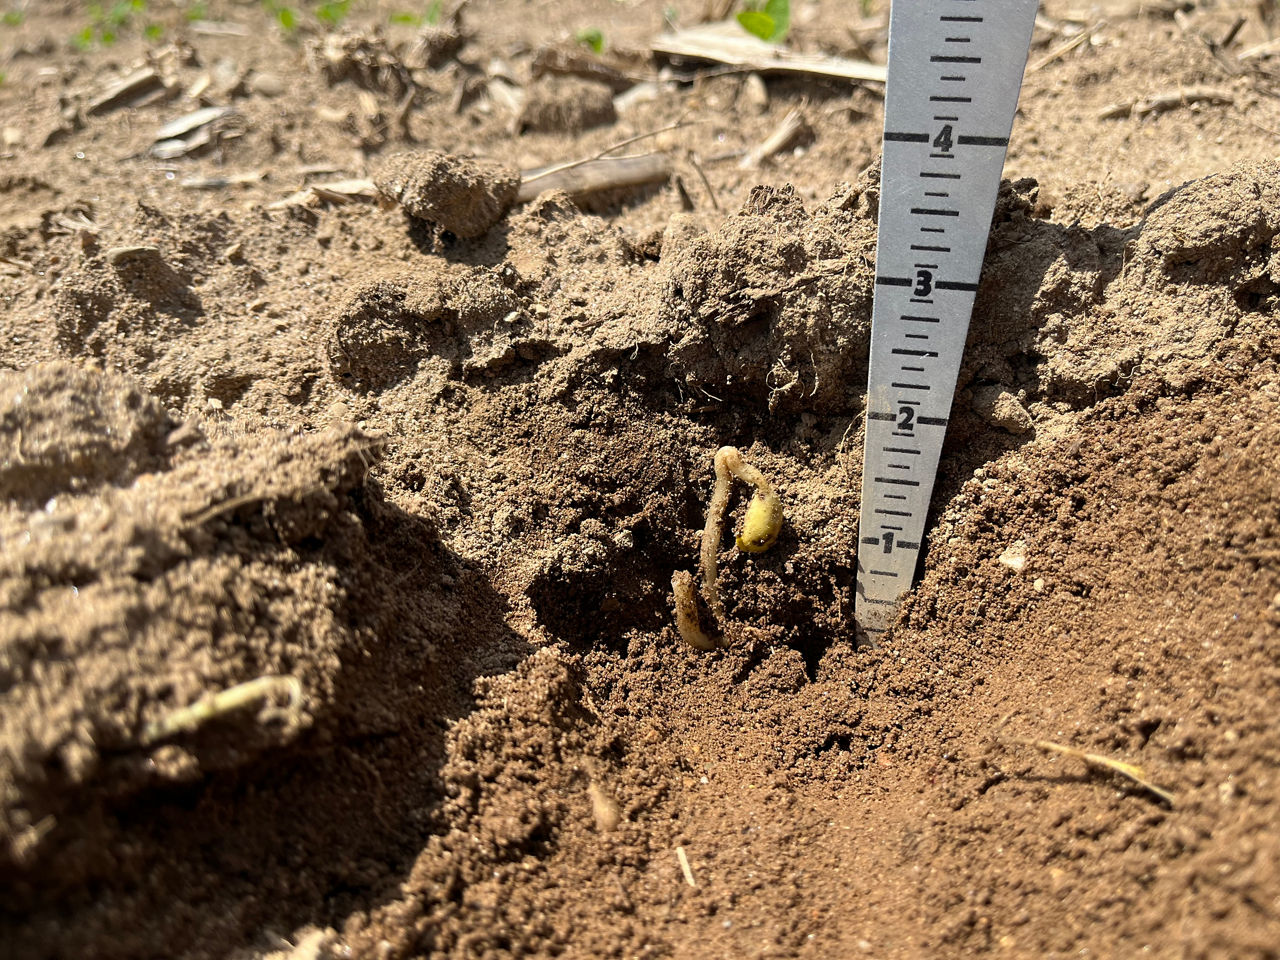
[
  {"left": 316, "top": 0, "right": 351, "bottom": 27},
  {"left": 144, "top": 21, "right": 163, "bottom": 40},
  {"left": 736, "top": 10, "right": 774, "bottom": 41},
  {"left": 389, "top": 11, "right": 419, "bottom": 24},
  {"left": 575, "top": 27, "right": 604, "bottom": 54},
  {"left": 763, "top": 0, "right": 789, "bottom": 40},
  {"left": 2, "top": 10, "right": 25, "bottom": 26},
  {"left": 72, "top": 25, "right": 95, "bottom": 48},
  {"left": 107, "top": 2, "right": 133, "bottom": 27},
  {"left": 276, "top": 6, "right": 296, "bottom": 30},
  {"left": 424, "top": 0, "right": 443, "bottom": 24}
]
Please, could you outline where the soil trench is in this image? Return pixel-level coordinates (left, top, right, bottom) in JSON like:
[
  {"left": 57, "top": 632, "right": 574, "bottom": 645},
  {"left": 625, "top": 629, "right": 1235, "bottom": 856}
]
[{"left": 1, "top": 2, "right": 1279, "bottom": 959}]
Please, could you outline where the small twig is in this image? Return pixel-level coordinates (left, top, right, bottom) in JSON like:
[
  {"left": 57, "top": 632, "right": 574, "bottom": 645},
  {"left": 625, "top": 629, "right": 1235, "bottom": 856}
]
[
  {"left": 1220, "top": 15, "right": 1248, "bottom": 50},
  {"left": 516, "top": 154, "right": 672, "bottom": 203},
  {"left": 519, "top": 118, "right": 693, "bottom": 187},
  {"left": 686, "top": 153, "right": 721, "bottom": 211},
  {"left": 1239, "top": 36, "right": 1280, "bottom": 61},
  {"left": 182, "top": 490, "right": 269, "bottom": 528},
  {"left": 1097, "top": 85, "right": 1234, "bottom": 119},
  {"left": 1014, "top": 738, "right": 1175, "bottom": 805},
  {"left": 1174, "top": 9, "right": 1244, "bottom": 76},
  {"left": 675, "top": 846, "right": 697, "bottom": 887},
  {"left": 1028, "top": 20, "right": 1104, "bottom": 72},
  {"left": 739, "top": 107, "right": 813, "bottom": 169}
]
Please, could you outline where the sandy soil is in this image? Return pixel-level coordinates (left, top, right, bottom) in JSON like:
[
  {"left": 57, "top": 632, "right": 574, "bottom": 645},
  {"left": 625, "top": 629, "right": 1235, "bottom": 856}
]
[{"left": 2, "top": 1, "right": 1279, "bottom": 958}]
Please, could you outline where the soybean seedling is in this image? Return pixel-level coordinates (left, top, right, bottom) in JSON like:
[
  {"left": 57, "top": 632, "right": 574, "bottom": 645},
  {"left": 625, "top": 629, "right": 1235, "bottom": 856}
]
[{"left": 672, "top": 446, "right": 783, "bottom": 651}]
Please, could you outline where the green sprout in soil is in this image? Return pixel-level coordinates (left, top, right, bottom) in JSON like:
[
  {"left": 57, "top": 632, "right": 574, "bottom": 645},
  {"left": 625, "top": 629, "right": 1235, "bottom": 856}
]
[
  {"left": 73, "top": 0, "right": 148, "bottom": 49},
  {"left": 390, "top": 0, "right": 442, "bottom": 27},
  {"left": 184, "top": 2, "right": 208, "bottom": 21},
  {"left": 672, "top": 446, "right": 784, "bottom": 651},
  {"left": 315, "top": 0, "right": 350, "bottom": 28},
  {"left": 2, "top": 9, "right": 24, "bottom": 26},
  {"left": 575, "top": 27, "right": 604, "bottom": 54},
  {"left": 262, "top": 0, "right": 298, "bottom": 33},
  {"left": 737, "top": 0, "right": 789, "bottom": 44}
]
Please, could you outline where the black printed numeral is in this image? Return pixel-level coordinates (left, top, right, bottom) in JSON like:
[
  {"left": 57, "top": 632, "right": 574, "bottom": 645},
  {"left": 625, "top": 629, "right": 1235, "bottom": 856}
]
[
  {"left": 933, "top": 124, "right": 954, "bottom": 152},
  {"left": 898, "top": 407, "right": 915, "bottom": 433},
  {"left": 914, "top": 269, "right": 933, "bottom": 297}
]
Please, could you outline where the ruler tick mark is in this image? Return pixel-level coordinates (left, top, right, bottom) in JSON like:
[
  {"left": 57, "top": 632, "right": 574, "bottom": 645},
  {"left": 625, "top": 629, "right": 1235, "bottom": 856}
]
[
  {"left": 930, "top": 55, "right": 981, "bottom": 63},
  {"left": 930, "top": 96, "right": 972, "bottom": 103},
  {"left": 876, "top": 275, "right": 913, "bottom": 286},
  {"left": 911, "top": 207, "right": 959, "bottom": 217},
  {"left": 933, "top": 115, "right": 960, "bottom": 121},
  {"left": 884, "top": 131, "right": 929, "bottom": 142},
  {"left": 935, "top": 280, "right": 979, "bottom": 291},
  {"left": 891, "top": 349, "right": 938, "bottom": 357},
  {"left": 924, "top": 191, "right": 950, "bottom": 197},
  {"left": 901, "top": 315, "right": 939, "bottom": 323},
  {"left": 911, "top": 244, "right": 951, "bottom": 251},
  {"left": 920, "top": 171, "right": 961, "bottom": 179},
  {"left": 890, "top": 382, "right": 931, "bottom": 391},
  {"left": 957, "top": 135, "right": 1010, "bottom": 146},
  {"left": 876, "top": 476, "right": 921, "bottom": 487},
  {"left": 940, "top": 14, "right": 983, "bottom": 21},
  {"left": 882, "top": 446, "right": 922, "bottom": 454},
  {"left": 941, "top": 75, "right": 967, "bottom": 82}
]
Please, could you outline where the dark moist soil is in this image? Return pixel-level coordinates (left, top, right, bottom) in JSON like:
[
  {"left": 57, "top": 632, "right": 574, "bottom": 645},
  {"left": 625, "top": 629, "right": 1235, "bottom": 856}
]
[{"left": 2, "top": 2, "right": 1280, "bottom": 958}]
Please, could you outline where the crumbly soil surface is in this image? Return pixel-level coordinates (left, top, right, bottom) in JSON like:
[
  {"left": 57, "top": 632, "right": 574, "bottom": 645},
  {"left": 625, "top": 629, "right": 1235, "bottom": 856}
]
[{"left": 2, "top": 2, "right": 1279, "bottom": 958}]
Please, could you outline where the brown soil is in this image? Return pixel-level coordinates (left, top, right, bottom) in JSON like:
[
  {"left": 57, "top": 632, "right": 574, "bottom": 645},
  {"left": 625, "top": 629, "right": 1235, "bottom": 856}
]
[{"left": 2, "top": 2, "right": 1279, "bottom": 958}]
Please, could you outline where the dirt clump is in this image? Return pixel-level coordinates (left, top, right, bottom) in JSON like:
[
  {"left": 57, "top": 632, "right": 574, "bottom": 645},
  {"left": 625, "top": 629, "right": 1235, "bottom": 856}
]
[
  {"left": 0, "top": 362, "right": 174, "bottom": 502},
  {"left": 662, "top": 181, "right": 877, "bottom": 414},
  {"left": 518, "top": 74, "right": 618, "bottom": 133},
  {"left": 375, "top": 151, "right": 520, "bottom": 239}
]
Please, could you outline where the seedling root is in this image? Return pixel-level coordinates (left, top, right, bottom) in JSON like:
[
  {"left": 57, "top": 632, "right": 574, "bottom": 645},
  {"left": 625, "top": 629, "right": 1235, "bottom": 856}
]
[{"left": 141, "top": 674, "right": 303, "bottom": 745}]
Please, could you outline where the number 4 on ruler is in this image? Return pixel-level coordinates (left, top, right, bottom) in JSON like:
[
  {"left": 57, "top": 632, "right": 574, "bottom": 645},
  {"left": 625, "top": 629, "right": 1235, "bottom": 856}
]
[{"left": 854, "top": 0, "right": 1039, "bottom": 643}]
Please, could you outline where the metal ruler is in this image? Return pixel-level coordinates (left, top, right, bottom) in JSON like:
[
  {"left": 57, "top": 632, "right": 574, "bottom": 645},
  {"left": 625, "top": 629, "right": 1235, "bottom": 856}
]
[{"left": 854, "top": 0, "right": 1039, "bottom": 642}]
